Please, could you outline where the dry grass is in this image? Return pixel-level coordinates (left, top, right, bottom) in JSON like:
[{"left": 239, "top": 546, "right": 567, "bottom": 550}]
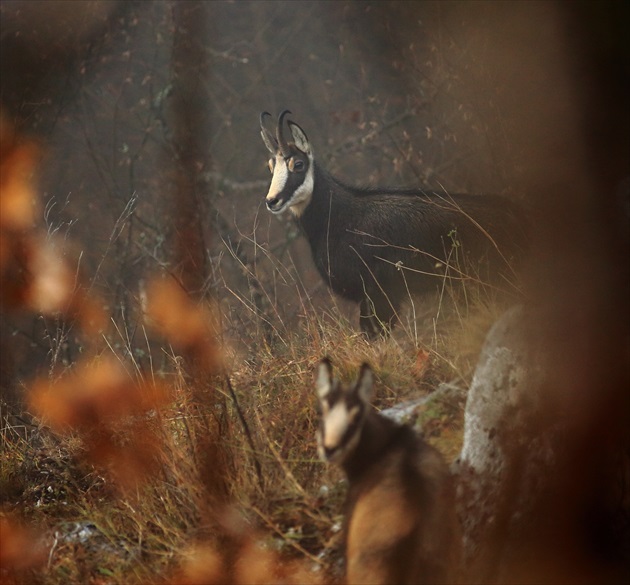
[
  {"left": 0, "top": 114, "right": 515, "bottom": 584},
  {"left": 1, "top": 284, "right": 503, "bottom": 584}
]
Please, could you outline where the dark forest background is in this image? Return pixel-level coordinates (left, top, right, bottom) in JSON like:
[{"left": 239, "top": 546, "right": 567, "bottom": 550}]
[
  {"left": 4, "top": 0, "right": 598, "bottom": 386},
  {"left": 1, "top": 1, "right": 628, "bottom": 583}
]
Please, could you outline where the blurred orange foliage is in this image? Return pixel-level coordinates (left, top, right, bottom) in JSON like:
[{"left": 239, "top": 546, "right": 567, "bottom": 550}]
[
  {"left": 0, "top": 119, "right": 38, "bottom": 232},
  {"left": 28, "top": 356, "right": 171, "bottom": 490},
  {"left": 29, "top": 356, "right": 168, "bottom": 430},
  {"left": 0, "top": 515, "right": 46, "bottom": 574},
  {"left": 0, "top": 111, "right": 107, "bottom": 332},
  {"left": 414, "top": 348, "right": 431, "bottom": 377},
  {"left": 144, "top": 278, "right": 222, "bottom": 372},
  {"left": 171, "top": 540, "right": 323, "bottom": 585}
]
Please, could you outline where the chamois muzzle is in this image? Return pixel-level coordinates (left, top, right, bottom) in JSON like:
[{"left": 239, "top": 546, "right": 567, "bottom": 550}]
[{"left": 266, "top": 194, "right": 285, "bottom": 213}]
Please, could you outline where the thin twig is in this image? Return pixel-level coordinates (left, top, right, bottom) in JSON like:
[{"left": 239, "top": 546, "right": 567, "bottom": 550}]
[
  {"left": 249, "top": 505, "right": 324, "bottom": 565},
  {"left": 254, "top": 410, "right": 308, "bottom": 498},
  {"left": 325, "top": 107, "right": 422, "bottom": 160},
  {"left": 224, "top": 375, "right": 264, "bottom": 492}
]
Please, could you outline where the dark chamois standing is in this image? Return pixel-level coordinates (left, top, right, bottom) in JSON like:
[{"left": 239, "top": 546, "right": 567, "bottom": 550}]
[
  {"left": 261, "top": 110, "right": 529, "bottom": 337},
  {"left": 315, "top": 359, "right": 461, "bottom": 584}
]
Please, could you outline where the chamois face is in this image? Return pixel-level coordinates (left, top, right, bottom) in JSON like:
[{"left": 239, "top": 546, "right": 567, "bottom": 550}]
[
  {"left": 315, "top": 359, "right": 373, "bottom": 465},
  {"left": 260, "top": 111, "right": 314, "bottom": 217}
]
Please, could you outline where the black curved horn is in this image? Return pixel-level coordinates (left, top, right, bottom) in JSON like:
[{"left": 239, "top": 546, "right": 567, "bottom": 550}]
[
  {"left": 276, "top": 109, "right": 292, "bottom": 156},
  {"left": 260, "top": 111, "right": 272, "bottom": 128}
]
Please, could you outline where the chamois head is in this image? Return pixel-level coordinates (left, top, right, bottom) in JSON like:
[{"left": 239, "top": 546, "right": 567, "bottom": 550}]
[
  {"left": 260, "top": 110, "right": 314, "bottom": 216},
  {"left": 315, "top": 358, "right": 373, "bottom": 465}
]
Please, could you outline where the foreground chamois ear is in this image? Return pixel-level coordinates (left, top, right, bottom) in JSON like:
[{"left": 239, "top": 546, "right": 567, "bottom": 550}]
[
  {"left": 260, "top": 110, "right": 529, "bottom": 339},
  {"left": 315, "top": 359, "right": 462, "bottom": 584},
  {"left": 315, "top": 357, "right": 333, "bottom": 400},
  {"left": 353, "top": 362, "right": 373, "bottom": 405}
]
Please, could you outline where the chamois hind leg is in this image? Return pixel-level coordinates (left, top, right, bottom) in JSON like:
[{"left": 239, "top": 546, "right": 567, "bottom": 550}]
[{"left": 359, "top": 295, "right": 397, "bottom": 339}]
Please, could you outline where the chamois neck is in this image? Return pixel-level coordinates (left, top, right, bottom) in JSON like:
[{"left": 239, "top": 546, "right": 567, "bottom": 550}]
[
  {"left": 297, "top": 163, "right": 352, "bottom": 235},
  {"left": 342, "top": 412, "right": 403, "bottom": 481}
]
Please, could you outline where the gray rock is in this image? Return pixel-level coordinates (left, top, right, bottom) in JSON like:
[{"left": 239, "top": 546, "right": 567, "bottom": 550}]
[{"left": 455, "top": 305, "right": 563, "bottom": 581}]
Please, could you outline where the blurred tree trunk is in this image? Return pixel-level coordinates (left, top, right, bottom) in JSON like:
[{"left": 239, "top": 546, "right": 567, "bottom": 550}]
[
  {"left": 170, "top": 1, "right": 212, "bottom": 296},
  {"left": 169, "top": 2, "right": 231, "bottom": 509}
]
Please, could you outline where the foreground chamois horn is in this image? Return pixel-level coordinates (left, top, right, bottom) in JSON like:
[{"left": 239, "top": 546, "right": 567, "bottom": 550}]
[
  {"left": 261, "top": 110, "right": 529, "bottom": 337},
  {"left": 315, "top": 359, "right": 461, "bottom": 585}
]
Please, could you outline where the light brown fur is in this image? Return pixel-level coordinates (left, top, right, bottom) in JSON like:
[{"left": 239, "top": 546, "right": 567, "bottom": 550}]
[
  {"left": 316, "top": 360, "right": 461, "bottom": 585},
  {"left": 344, "top": 438, "right": 460, "bottom": 585}
]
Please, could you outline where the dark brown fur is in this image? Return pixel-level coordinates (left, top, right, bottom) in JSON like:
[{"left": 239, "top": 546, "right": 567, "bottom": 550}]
[
  {"left": 316, "top": 360, "right": 461, "bottom": 584},
  {"left": 262, "top": 112, "right": 529, "bottom": 338},
  {"left": 342, "top": 413, "right": 460, "bottom": 585}
]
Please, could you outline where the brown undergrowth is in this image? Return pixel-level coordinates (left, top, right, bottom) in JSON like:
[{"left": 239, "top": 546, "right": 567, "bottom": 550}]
[{"left": 0, "top": 114, "right": 506, "bottom": 584}]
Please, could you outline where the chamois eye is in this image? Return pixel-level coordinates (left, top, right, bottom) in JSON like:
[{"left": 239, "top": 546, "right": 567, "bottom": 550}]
[
  {"left": 268, "top": 159, "right": 274, "bottom": 173},
  {"left": 292, "top": 159, "right": 305, "bottom": 172}
]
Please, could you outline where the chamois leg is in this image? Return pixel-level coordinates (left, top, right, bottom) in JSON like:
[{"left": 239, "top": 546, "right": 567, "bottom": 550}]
[{"left": 359, "top": 295, "right": 397, "bottom": 339}]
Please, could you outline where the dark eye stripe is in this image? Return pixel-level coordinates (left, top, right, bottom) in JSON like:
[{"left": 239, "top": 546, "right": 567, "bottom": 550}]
[
  {"left": 322, "top": 404, "right": 362, "bottom": 450},
  {"left": 339, "top": 410, "right": 362, "bottom": 447},
  {"left": 283, "top": 157, "right": 306, "bottom": 173}
]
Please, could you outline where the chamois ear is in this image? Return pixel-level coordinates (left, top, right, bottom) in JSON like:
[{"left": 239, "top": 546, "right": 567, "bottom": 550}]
[
  {"left": 315, "top": 358, "right": 333, "bottom": 399},
  {"left": 260, "top": 111, "right": 277, "bottom": 154},
  {"left": 288, "top": 121, "right": 311, "bottom": 155},
  {"left": 354, "top": 363, "right": 373, "bottom": 405},
  {"left": 261, "top": 129, "right": 277, "bottom": 154}
]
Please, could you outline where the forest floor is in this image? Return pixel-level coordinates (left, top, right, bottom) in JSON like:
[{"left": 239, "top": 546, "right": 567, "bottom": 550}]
[{"left": 0, "top": 286, "right": 505, "bottom": 584}]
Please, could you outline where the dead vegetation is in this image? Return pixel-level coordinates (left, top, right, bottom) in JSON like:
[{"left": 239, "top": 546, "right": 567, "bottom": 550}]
[
  {"left": 0, "top": 110, "right": 500, "bottom": 584},
  {"left": 2, "top": 3, "right": 627, "bottom": 584}
]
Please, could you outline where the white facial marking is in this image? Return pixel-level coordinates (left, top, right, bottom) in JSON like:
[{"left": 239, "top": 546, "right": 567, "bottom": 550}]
[
  {"left": 266, "top": 155, "right": 288, "bottom": 204},
  {"left": 323, "top": 403, "right": 358, "bottom": 451},
  {"left": 288, "top": 166, "right": 314, "bottom": 217},
  {"left": 319, "top": 400, "right": 361, "bottom": 465},
  {"left": 265, "top": 152, "right": 314, "bottom": 215}
]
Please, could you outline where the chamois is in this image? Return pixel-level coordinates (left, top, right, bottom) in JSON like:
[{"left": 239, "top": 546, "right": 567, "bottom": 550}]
[
  {"left": 315, "top": 359, "right": 460, "bottom": 585},
  {"left": 260, "top": 110, "right": 528, "bottom": 337}
]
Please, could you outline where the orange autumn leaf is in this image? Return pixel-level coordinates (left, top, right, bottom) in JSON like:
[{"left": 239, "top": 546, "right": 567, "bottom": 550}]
[
  {"left": 23, "top": 237, "right": 108, "bottom": 329},
  {"left": 86, "top": 426, "right": 162, "bottom": 490},
  {"left": 24, "top": 237, "right": 74, "bottom": 314},
  {"left": 171, "top": 538, "right": 323, "bottom": 585},
  {"left": 171, "top": 545, "right": 225, "bottom": 585},
  {"left": 28, "top": 355, "right": 171, "bottom": 490},
  {"left": 414, "top": 348, "right": 431, "bottom": 377},
  {"left": 0, "top": 113, "right": 39, "bottom": 231},
  {"left": 0, "top": 516, "right": 46, "bottom": 572},
  {"left": 28, "top": 355, "right": 169, "bottom": 431},
  {"left": 144, "top": 278, "right": 221, "bottom": 370}
]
